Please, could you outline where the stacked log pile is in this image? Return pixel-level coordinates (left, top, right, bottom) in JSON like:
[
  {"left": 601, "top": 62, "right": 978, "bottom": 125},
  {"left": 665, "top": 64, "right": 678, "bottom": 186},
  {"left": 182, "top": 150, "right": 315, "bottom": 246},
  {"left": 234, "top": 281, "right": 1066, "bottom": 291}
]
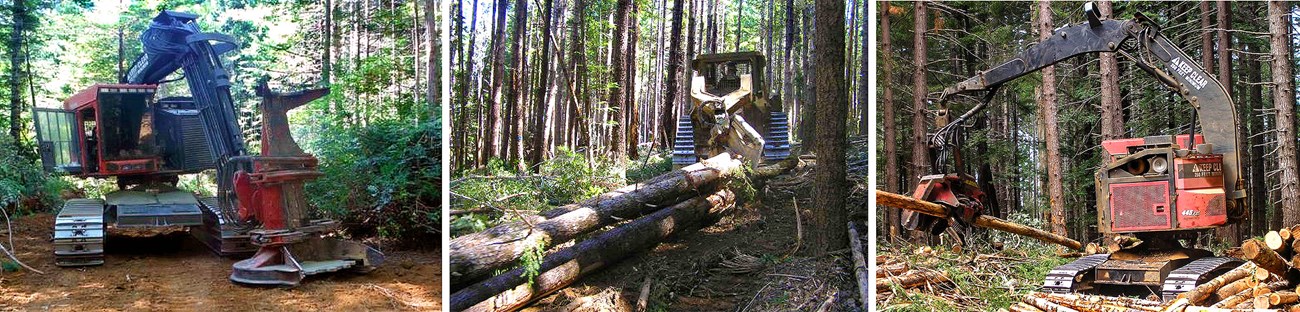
[{"left": 449, "top": 153, "right": 791, "bottom": 312}]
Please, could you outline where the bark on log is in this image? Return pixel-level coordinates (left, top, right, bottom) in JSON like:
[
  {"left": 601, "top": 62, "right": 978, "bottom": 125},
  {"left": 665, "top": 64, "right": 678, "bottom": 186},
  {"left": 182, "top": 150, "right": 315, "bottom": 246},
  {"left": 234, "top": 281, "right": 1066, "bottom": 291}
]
[
  {"left": 1032, "top": 292, "right": 1161, "bottom": 311},
  {"left": 1109, "top": 235, "right": 1144, "bottom": 251},
  {"left": 450, "top": 189, "right": 735, "bottom": 312},
  {"left": 1214, "top": 286, "right": 1258, "bottom": 308},
  {"left": 1243, "top": 239, "right": 1292, "bottom": 277},
  {"left": 1179, "top": 262, "right": 1258, "bottom": 304},
  {"left": 1020, "top": 296, "right": 1079, "bottom": 312},
  {"left": 1009, "top": 302, "right": 1046, "bottom": 312},
  {"left": 875, "top": 190, "right": 1082, "bottom": 250},
  {"left": 877, "top": 263, "right": 908, "bottom": 277},
  {"left": 848, "top": 221, "right": 869, "bottom": 311},
  {"left": 1218, "top": 279, "right": 1256, "bottom": 301},
  {"left": 876, "top": 269, "right": 951, "bottom": 291},
  {"left": 450, "top": 153, "right": 741, "bottom": 288}
]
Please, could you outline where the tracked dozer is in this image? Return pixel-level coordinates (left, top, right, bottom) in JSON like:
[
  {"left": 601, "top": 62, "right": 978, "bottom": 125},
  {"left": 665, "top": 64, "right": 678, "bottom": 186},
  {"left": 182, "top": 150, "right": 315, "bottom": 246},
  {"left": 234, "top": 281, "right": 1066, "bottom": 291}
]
[{"left": 672, "top": 52, "right": 792, "bottom": 168}]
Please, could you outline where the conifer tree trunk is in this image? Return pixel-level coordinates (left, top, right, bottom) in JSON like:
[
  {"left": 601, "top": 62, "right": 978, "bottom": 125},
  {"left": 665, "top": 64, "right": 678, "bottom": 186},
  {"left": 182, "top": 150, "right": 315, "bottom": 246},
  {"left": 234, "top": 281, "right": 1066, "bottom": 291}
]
[
  {"left": 528, "top": 0, "right": 554, "bottom": 168},
  {"left": 1098, "top": 0, "right": 1122, "bottom": 141},
  {"left": 881, "top": 0, "right": 900, "bottom": 239},
  {"left": 486, "top": 0, "right": 509, "bottom": 163},
  {"left": 608, "top": 0, "right": 633, "bottom": 164},
  {"left": 1037, "top": 0, "right": 1067, "bottom": 237},
  {"left": 810, "top": 0, "right": 847, "bottom": 256},
  {"left": 1269, "top": 0, "right": 1300, "bottom": 227},
  {"left": 660, "top": 0, "right": 685, "bottom": 150}
]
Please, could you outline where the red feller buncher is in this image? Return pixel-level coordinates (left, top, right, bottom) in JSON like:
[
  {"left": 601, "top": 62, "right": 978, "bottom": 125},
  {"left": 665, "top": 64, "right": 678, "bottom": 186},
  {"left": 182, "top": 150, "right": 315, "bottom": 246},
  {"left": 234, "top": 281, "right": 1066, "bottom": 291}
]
[
  {"left": 31, "top": 11, "right": 381, "bottom": 286},
  {"left": 902, "top": 3, "right": 1247, "bottom": 300}
]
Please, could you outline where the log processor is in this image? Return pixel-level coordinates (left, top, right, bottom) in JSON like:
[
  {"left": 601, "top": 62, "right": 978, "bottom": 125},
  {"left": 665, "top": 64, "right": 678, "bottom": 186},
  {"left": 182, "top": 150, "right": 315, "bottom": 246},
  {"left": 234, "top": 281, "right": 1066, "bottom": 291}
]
[
  {"left": 31, "top": 11, "right": 381, "bottom": 286},
  {"left": 671, "top": 52, "right": 792, "bottom": 168},
  {"left": 902, "top": 3, "right": 1248, "bottom": 300}
]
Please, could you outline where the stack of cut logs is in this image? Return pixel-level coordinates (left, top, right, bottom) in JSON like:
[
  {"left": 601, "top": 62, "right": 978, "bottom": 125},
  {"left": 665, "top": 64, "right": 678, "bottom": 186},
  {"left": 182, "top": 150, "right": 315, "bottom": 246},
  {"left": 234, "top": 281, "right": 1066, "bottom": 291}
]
[{"left": 448, "top": 153, "right": 784, "bottom": 312}]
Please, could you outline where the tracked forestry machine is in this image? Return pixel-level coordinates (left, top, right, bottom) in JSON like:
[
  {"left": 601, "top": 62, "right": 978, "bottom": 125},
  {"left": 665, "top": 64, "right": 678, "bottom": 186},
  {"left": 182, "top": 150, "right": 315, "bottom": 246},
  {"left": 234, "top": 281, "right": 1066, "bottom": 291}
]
[
  {"left": 31, "top": 11, "right": 381, "bottom": 286},
  {"left": 671, "top": 52, "right": 792, "bottom": 168},
  {"left": 903, "top": 3, "right": 1248, "bottom": 300}
]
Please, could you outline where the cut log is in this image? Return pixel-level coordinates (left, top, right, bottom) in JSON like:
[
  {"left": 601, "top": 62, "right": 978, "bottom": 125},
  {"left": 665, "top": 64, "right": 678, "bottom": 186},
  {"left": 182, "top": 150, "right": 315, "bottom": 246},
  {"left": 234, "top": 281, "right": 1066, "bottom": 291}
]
[
  {"left": 875, "top": 190, "right": 1083, "bottom": 250},
  {"left": 1179, "top": 262, "right": 1258, "bottom": 304},
  {"left": 1218, "top": 279, "right": 1256, "bottom": 301},
  {"left": 450, "top": 189, "right": 735, "bottom": 312},
  {"left": 1031, "top": 292, "right": 1161, "bottom": 311},
  {"left": 1253, "top": 295, "right": 1271, "bottom": 308},
  {"left": 876, "top": 269, "right": 951, "bottom": 291},
  {"left": 848, "top": 222, "right": 869, "bottom": 311},
  {"left": 1270, "top": 291, "right": 1298, "bottom": 306},
  {"left": 1281, "top": 228, "right": 1293, "bottom": 243},
  {"left": 877, "top": 263, "right": 908, "bottom": 277},
  {"left": 1009, "top": 302, "right": 1045, "bottom": 312},
  {"left": 1266, "top": 231, "right": 1289, "bottom": 253},
  {"left": 1214, "top": 286, "right": 1258, "bottom": 308},
  {"left": 1255, "top": 268, "right": 1272, "bottom": 283},
  {"left": 1020, "top": 295, "right": 1079, "bottom": 312},
  {"left": 1243, "top": 239, "right": 1292, "bottom": 277},
  {"left": 1107, "top": 235, "right": 1144, "bottom": 251},
  {"left": 450, "top": 154, "right": 742, "bottom": 289},
  {"left": 1085, "top": 243, "right": 1106, "bottom": 255}
]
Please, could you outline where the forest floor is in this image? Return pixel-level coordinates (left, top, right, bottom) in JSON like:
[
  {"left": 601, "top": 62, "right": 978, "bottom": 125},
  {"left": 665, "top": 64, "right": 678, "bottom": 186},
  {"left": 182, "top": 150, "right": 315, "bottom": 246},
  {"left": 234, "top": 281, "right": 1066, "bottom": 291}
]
[
  {"left": 0, "top": 213, "right": 440, "bottom": 311},
  {"left": 874, "top": 224, "right": 1074, "bottom": 311},
  {"left": 523, "top": 161, "right": 862, "bottom": 312}
]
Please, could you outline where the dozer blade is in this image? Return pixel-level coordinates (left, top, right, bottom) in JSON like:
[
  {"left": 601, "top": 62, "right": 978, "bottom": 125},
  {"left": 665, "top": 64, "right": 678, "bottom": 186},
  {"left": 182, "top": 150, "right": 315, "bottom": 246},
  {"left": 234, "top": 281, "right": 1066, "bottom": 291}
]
[{"left": 230, "top": 236, "right": 384, "bottom": 287}]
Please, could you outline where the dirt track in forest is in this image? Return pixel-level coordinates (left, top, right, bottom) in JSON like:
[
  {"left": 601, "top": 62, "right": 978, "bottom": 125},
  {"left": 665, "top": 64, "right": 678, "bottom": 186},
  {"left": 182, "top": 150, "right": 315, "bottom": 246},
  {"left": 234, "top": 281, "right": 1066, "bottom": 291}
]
[
  {"left": 0, "top": 213, "right": 440, "bottom": 312},
  {"left": 525, "top": 163, "right": 858, "bottom": 311}
]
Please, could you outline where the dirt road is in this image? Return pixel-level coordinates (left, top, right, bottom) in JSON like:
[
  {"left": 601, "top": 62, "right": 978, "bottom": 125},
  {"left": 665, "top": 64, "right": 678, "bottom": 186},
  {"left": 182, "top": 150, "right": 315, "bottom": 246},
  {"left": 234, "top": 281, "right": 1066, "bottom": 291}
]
[{"left": 0, "top": 214, "right": 440, "bottom": 311}]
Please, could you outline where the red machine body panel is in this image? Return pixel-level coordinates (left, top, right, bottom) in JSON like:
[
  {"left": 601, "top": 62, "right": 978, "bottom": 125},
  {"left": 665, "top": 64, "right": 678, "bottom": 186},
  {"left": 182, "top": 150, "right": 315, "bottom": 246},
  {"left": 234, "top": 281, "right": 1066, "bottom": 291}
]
[{"left": 1173, "top": 156, "right": 1227, "bottom": 229}]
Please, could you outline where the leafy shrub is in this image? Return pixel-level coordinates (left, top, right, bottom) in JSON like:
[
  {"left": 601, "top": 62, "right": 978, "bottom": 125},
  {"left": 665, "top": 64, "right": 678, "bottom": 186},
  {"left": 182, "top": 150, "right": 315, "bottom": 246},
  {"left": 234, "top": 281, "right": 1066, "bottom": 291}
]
[
  {"left": 304, "top": 119, "right": 441, "bottom": 246},
  {"left": 0, "top": 137, "right": 68, "bottom": 214}
]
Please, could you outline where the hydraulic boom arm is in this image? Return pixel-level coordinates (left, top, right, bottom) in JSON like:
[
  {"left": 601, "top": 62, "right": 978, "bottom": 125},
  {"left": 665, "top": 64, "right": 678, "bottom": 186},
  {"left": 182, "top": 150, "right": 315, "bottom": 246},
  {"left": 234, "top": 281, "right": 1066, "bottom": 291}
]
[{"left": 936, "top": 3, "right": 1244, "bottom": 202}]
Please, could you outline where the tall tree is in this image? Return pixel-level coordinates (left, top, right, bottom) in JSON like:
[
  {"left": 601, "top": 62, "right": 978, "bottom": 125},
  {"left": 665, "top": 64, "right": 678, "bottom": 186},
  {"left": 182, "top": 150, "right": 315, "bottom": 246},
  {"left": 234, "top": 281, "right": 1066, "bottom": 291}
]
[
  {"left": 1200, "top": 1, "right": 1213, "bottom": 71},
  {"left": 855, "top": 0, "right": 868, "bottom": 135},
  {"left": 485, "top": 0, "right": 509, "bottom": 164},
  {"left": 659, "top": 0, "right": 684, "bottom": 150},
  {"left": 570, "top": 0, "right": 591, "bottom": 156},
  {"left": 1216, "top": 0, "right": 1236, "bottom": 242},
  {"left": 457, "top": 0, "right": 481, "bottom": 170},
  {"left": 508, "top": 0, "right": 529, "bottom": 170},
  {"left": 1098, "top": 0, "right": 1122, "bottom": 141},
  {"left": 909, "top": 2, "right": 928, "bottom": 191},
  {"left": 608, "top": 0, "right": 633, "bottom": 164},
  {"left": 625, "top": 3, "right": 640, "bottom": 159},
  {"left": 9, "top": 1, "right": 28, "bottom": 144},
  {"left": 783, "top": 0, "right": 795, "bottom": 115},
  {"left": 1270, "top": 0, "right": 1300, "bottom": 226},
  {"left": 528, "top": 0, "right": 555, "bottom": 168},
  {"left": 881, "top": 1, "right": 899, "bottom": 239},
  {"left": 809, "top": 0, "right": 846, "bottom": 255},
  {"left": 1038, "top": 0, "right": 1066, "bottom": 237}
]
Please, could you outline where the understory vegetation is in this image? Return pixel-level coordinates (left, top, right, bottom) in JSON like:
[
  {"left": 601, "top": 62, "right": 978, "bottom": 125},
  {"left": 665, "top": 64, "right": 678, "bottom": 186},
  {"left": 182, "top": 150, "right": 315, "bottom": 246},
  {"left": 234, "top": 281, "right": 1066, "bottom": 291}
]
[{"left": 449, "top": 148, "right": 673, "bottom": 237}]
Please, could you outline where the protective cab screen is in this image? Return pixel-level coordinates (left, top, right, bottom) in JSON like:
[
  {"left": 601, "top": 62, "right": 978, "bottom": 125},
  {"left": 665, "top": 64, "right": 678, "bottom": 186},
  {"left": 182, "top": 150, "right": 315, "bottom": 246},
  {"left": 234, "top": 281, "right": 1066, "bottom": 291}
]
[
  {"left": 702, "top": 61, "right": 751, "bottom": 96},
  {"left": 98, "top": 92, "right": 158, "bottom": 161}
]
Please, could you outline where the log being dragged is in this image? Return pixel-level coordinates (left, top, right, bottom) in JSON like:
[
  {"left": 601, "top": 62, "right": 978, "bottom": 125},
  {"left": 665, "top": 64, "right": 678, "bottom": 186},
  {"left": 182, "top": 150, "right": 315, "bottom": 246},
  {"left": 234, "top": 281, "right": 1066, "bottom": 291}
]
[
  {"left": 875, "top": 190, "right": 1083, "bottom": 250},
  {"left": 450, "top": 153, "right": 742, "bottom": 288},
  {"left": 450, "top": 189, "right": 735, "bottom": 312}
]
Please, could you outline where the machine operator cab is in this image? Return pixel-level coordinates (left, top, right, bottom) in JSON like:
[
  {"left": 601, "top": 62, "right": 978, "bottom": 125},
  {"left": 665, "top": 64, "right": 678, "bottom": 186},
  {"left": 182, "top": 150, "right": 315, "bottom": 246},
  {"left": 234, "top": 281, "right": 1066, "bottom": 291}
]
[{"left": 33, "top": 84, "right": 215, "bottom": 180}]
